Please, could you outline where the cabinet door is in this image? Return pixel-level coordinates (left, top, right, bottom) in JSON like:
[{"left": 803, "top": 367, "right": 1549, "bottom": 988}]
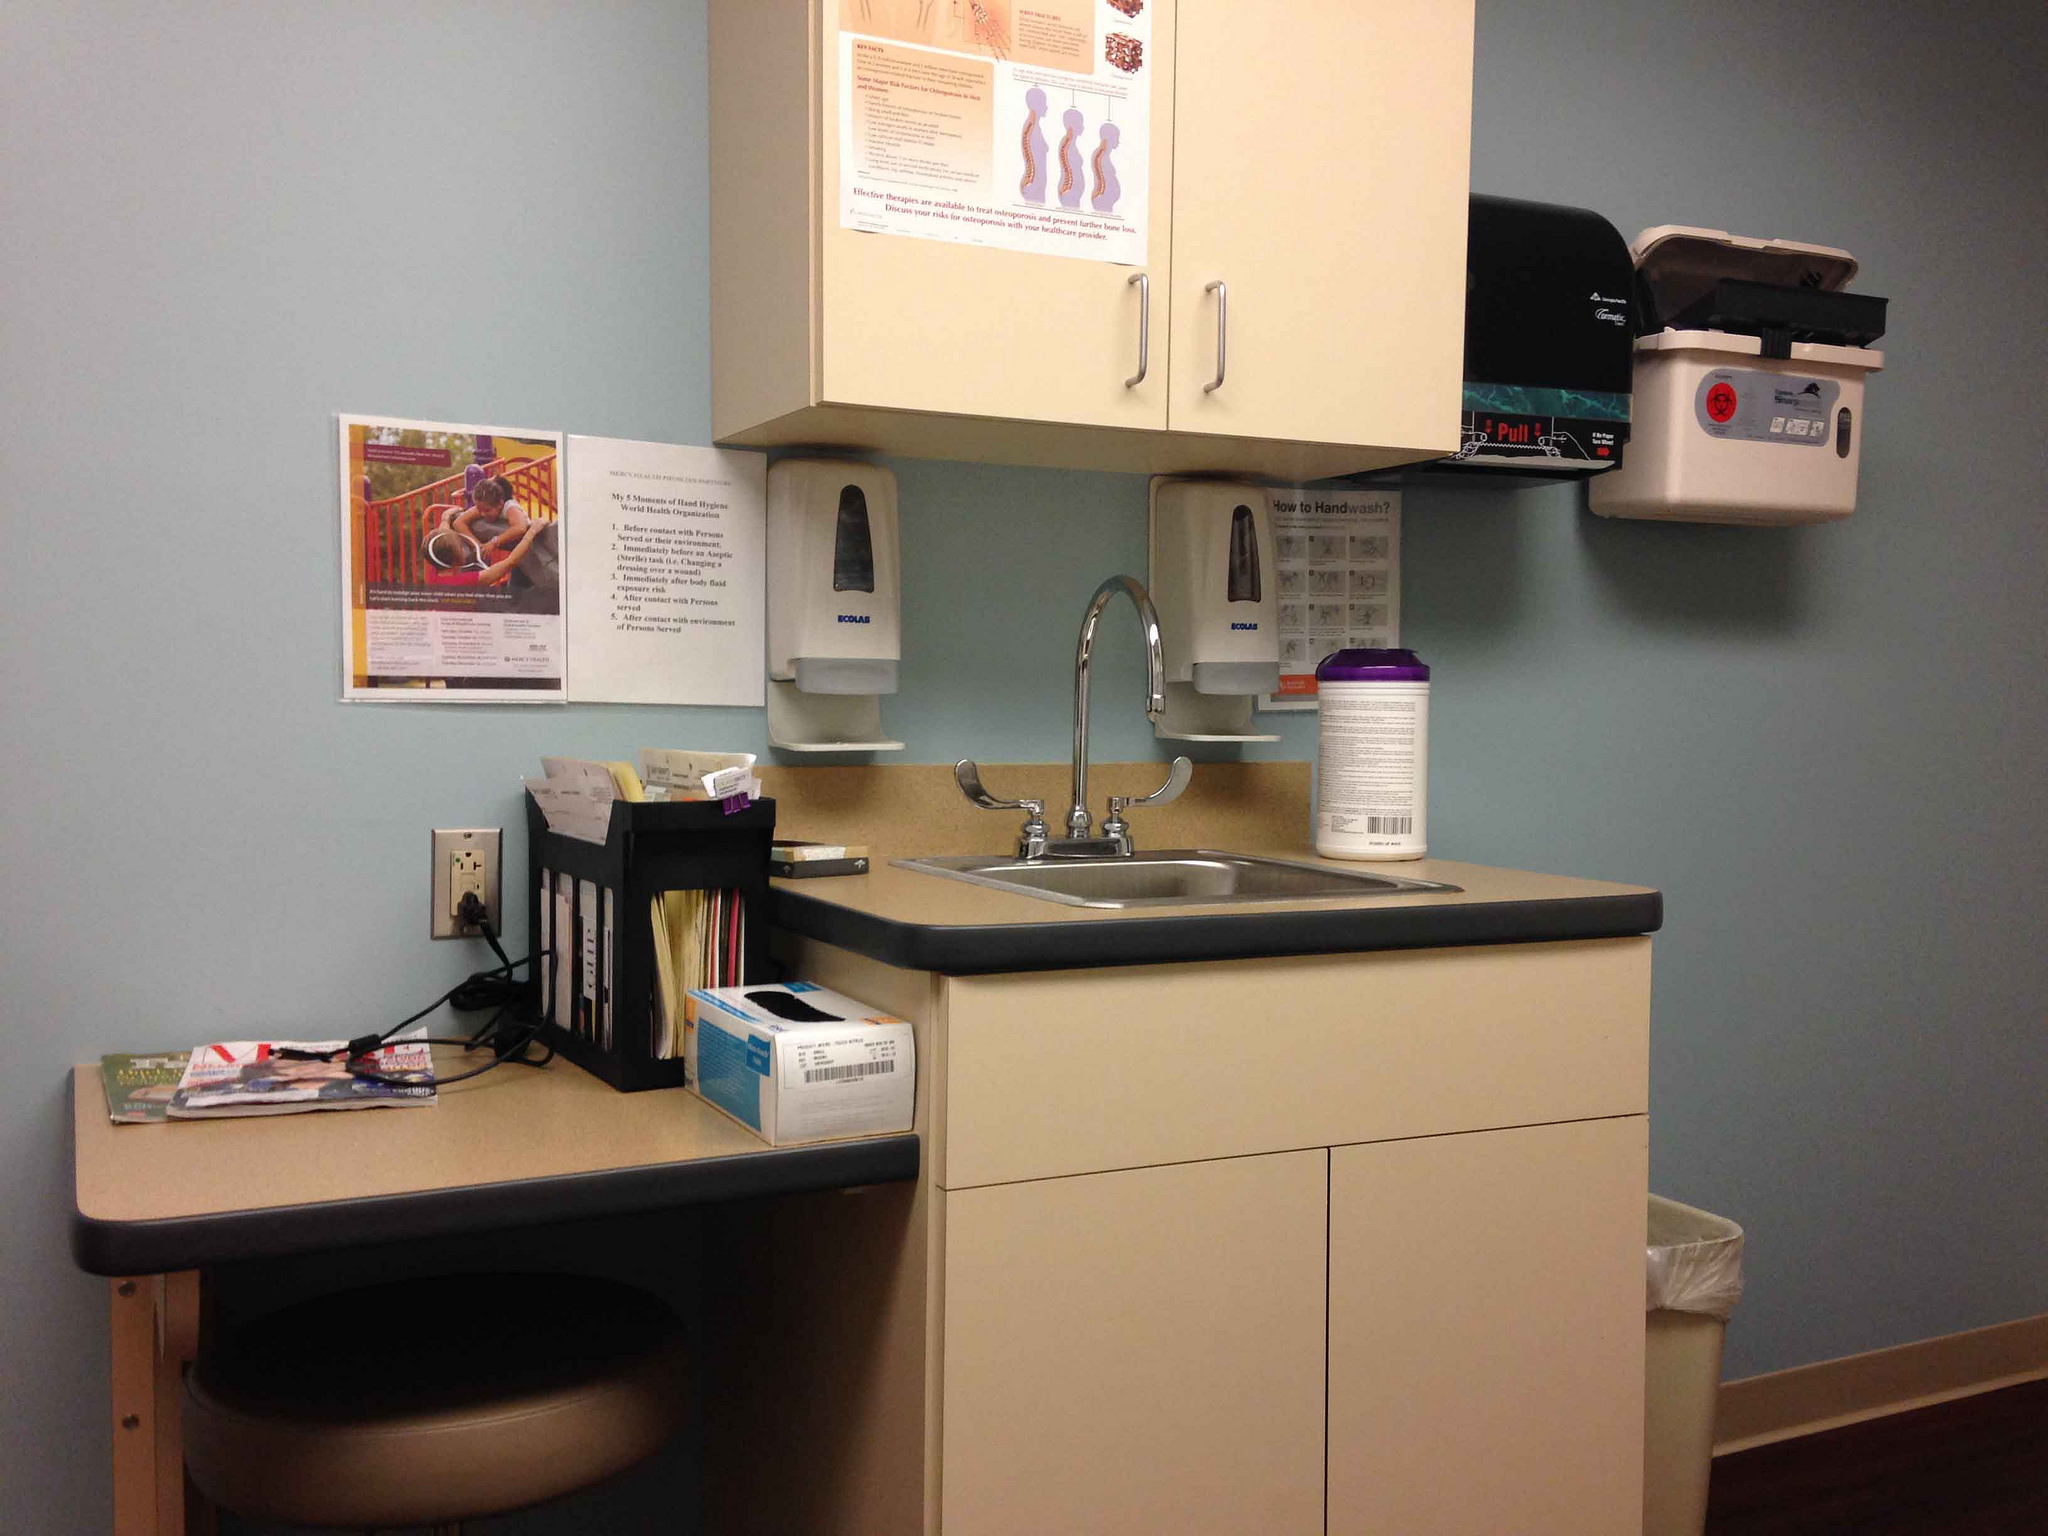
[
  {"left": 818, "top": 0, "right": 1175, "bottom": 430},
  {"left": 940, "top": 1150, "right": 1326, "bottom": 1535},
  {"left": 1167, "top": 0, "right": 1472, "bottom": 454},
  {"left": 1328, "top": 1118, "right": 1647, "bottom": 1536}
]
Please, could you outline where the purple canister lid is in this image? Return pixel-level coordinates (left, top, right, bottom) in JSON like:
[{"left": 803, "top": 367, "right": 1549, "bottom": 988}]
[{"left": 1315, "top": 647, "right": 1430, "bottom": 682}]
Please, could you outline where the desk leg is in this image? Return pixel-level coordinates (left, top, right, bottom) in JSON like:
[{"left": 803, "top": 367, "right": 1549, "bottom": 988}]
[
  {"left": 156, "top": 1273, "right": 210, "bottom": 1535},
  {"left": 109, "top": 1273, "right": 210, "bottom": 1536},
  {"left": 110, "top": 1278, "right": 156, "bottom": 1535}
]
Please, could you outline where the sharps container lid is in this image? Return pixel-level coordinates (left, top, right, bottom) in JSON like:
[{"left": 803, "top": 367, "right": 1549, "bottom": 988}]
[{"left": 1316, "top": 648, "right": 1430, "bottom": 682}]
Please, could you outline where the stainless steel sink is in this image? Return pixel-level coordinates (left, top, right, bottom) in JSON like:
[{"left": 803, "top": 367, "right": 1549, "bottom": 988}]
[{"left": 892, "top": 849, "right": 1461, "bottom": 910}]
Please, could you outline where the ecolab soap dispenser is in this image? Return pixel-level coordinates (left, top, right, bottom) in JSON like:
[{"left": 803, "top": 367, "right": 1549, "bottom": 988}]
[
  {"left": 1148, "top": 478, "right": 1281, "bottom": 742},
  {"left": 766, "top": 459, "right": 904, "bottom": 751}
]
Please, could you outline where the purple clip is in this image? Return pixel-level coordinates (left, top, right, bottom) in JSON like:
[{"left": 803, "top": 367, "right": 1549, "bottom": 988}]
[{"left": 720, "top": 793, "right": 752, "bottom": 816}]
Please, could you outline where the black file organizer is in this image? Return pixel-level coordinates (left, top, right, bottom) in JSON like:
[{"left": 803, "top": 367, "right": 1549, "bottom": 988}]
[{"left": 525, "top": 794, "right": 777, "bottom": 1092}]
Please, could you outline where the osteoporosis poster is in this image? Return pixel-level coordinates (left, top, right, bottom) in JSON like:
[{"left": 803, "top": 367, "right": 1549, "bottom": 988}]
[
  {"left": 1261, "top": 488, "right": 1401, "bottom": 712},
  {"left": 339, "top": 415, "right": 566, "bottom": 702},
  {"left": 837, "top": 0, "right": 1150, "bottom": 264}
]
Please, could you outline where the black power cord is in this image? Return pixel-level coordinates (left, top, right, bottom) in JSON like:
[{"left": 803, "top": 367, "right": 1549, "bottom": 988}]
[{"left": 280, "top": 895, "right": 552, "bottom": 1089}]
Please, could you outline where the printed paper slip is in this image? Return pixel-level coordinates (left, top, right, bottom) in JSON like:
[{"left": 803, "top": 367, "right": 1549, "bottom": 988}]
[
  {"left": 637, "top": 748, "right": 758, "bottom": 801},
  {"left": 524, "top": 775, "right": 615, "bottom": 844},
  {"left": 837, "top": 0, "right": 1151, "bottom": 265},
  {"left": 780, "top": 1032, "right": 906, "bottom": 1090}
]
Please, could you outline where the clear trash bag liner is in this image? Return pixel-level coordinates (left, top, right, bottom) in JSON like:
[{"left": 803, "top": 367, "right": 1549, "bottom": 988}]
[{"left": 1646, "top": 1194, "right": 1744, "bottom": 1321}]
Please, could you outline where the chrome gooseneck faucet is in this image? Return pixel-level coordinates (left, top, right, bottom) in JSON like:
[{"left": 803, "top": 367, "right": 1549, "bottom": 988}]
[
  {"left": 1066, "top": 574, "right": 1167, "bottom": 842},
  {"left": 955, "top": 574, "right": 1192, "bottom": 860}
]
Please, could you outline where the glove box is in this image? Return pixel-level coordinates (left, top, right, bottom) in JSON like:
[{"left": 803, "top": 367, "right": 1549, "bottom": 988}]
[{"left": 1591, "top": 226, "right": 1887, "bottom": 525}]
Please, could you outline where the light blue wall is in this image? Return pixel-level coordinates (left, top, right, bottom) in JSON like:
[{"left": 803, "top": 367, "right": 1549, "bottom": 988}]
[
  {"left": 4, "top": 2, "right": 2043, "bottom": 1529},
  {"left": 1459, "top": 0, "right": 2048, "bottom": 1379}
]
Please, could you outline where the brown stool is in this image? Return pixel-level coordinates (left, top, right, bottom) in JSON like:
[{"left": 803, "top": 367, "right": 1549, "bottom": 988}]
[{"left": 181, "top": 1274, "right": 691, "bottom": 1532}]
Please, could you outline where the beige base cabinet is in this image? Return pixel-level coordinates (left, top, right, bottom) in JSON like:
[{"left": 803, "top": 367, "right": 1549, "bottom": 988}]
[
  {"left": 941, "top": 1152, "right": 1328, "bottom": 1534},
  {"left": 1328, "top": 1119, "right": 1649, "bottom": 1535},
  {"left": 708, "top": 1, "right": 1474, "bottom": 479},
  {"left": 704, "top": 939, "right": 1649, "bottom": 1534}
]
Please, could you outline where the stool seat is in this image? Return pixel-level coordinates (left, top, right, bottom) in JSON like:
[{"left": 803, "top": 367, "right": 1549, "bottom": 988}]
[{"left": 182, "top": 1274, "right": 691, "bottom": 1529}]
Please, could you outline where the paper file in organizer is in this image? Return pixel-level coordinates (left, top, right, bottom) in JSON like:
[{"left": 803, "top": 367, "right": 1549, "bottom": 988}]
[{"left": 683, "top": 983, "right": 913, "bottom": 1146}]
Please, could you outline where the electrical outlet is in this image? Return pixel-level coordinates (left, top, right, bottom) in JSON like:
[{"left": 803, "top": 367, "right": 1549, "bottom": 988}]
[
  {"left": 449, "top": 850, "right": 488, "bottom": 916},
  {"left": 431, "top": 828, "right": 502, "bottom": 939}
]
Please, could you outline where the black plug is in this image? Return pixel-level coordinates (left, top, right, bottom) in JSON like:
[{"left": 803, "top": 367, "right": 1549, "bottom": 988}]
[{"left": 456, "top": 890, "right": 490, "bottom": 932}]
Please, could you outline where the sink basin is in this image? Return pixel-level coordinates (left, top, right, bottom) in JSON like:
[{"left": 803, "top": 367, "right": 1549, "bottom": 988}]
[{"left": 892, "top": 849, "right": 1461, "bottom": 910}]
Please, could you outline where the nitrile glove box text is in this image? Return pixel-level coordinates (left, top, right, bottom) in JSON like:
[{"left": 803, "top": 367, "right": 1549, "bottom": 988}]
[{"left": 683, "top": 983, "right": 913, "bottom": 1146}]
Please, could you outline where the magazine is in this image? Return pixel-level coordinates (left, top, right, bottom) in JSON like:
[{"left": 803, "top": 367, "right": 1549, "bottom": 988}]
[
  {"left": 99, "top": 1052, "right": 192, "bottom": 1123},
  {"left": 168, "top": 1040, "right": 437, "bottom": 1118}
]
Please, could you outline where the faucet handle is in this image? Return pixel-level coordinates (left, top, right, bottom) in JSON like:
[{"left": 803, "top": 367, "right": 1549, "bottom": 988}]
[
  {"left": 1101, "top": 756, "right": 1193, "bottom": 847},
  {"left": 955, "top": 760, "right": 1050, "bottom": 859},
  {"left": 955, "top": 760, "right": 1043, "bottom": 815}
]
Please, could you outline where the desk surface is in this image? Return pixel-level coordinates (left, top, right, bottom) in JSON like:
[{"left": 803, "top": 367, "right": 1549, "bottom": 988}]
[{"left": 70, "top": 1053, "right": 919, "bottom": 1276}]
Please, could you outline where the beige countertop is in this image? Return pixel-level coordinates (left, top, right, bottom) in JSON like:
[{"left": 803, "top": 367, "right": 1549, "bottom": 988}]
[
  {"left": 774, "top": 854, "right": 1656, "bottom": 931},
  {"left": 757, "top": 760, "right": 1660, "bottom": 971}
]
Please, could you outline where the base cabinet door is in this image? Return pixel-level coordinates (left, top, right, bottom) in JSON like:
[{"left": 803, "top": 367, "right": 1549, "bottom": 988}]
[
  {"left": 940, "top": 1150, "right": 1327, "bottom": 1535},
  {"left": 1327, "top": 1118, "right": 1648, "bottom": 1536}
]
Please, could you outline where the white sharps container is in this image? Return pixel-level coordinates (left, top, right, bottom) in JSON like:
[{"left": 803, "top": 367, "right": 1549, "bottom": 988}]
[
  {"left": 1314, "top": 649, "right": 1429, "bottom": 862},
  {"left": 1591, "top": 226, "right": 1888, "bottom": 525}
]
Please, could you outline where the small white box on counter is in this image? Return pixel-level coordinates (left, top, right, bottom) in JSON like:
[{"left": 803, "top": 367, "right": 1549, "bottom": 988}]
[{"left": 683, "top": 982, "right": 913, "bottom": 1146}]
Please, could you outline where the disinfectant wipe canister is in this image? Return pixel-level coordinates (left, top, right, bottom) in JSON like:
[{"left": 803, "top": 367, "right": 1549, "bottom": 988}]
[{"left": 1315, "top": 649, "right": 1430, "bottom": 862}]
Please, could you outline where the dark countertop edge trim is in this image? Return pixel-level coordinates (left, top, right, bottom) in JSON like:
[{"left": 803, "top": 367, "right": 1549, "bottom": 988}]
[
  {"left": 70, "top": 1133, "right": 919, "bottom": 1277},
  {"left": 773, "top": 889, "right": 1663, "bottom": 975}
]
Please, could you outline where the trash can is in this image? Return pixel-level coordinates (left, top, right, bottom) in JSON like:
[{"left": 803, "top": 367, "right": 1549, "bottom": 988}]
[{"left": 1645, "top": 1196, "right": 1745, "bottom": 1536}]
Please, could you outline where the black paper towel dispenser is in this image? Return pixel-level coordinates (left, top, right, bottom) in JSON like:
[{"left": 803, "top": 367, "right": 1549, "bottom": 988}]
[{"left": 1443, "top": 195, "right": 1637, "bottom": 477}]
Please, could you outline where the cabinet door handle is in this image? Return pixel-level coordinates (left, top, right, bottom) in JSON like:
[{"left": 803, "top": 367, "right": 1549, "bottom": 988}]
[
  {"left": 1124, "top": 272, "right": 1149, "bottom": 389},
  {"left": 1203, "top": 279, "right": 1228, "bottom": 393}
]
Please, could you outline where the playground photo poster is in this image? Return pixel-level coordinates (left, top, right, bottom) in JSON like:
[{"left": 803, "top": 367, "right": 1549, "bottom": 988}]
[
  {"left": 339, "top": 414, "right": 567, "bottom": 702},
  {"left": 837, "top": 0, "right": 1151, "bottom": 264}
]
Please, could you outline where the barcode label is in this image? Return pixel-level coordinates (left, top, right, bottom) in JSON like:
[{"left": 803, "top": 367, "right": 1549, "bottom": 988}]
[
  {"left": 804, "top": 1059, "right": 896, "bottom": 1084},
  {"left": 1366, "top": 816, "right": 1414, "bottom": 835}
]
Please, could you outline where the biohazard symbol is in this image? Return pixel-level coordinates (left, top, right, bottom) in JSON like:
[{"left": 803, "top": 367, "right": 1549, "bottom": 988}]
[{"left": 1706, "top": 382, "right": 1738, "bottom": 423}]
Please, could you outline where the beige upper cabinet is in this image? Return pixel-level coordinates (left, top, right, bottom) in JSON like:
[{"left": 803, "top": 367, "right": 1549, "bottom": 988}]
[
  {"left": 709, "top": 0, "right": 1473, "bottom": 478},
  {"left": 1167, "top": 0, "right": 1475, "bottom": 458}
]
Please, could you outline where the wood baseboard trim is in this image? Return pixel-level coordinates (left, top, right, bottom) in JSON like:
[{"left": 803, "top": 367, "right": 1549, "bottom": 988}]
[{"left": 1714, "top": 1311, "right": 2048, "bottom": 1455}]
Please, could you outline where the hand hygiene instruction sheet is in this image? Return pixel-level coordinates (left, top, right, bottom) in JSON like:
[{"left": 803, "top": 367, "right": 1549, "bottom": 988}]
[
  {"left": 564, "top": 437, "right": 765, "bottom": 707},
  {"left": 837, "top": 0, "right": 1151, "bottom": 265},
  {"left": 1261, "top": 487, "right": 1401, "bottom": 712}
]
